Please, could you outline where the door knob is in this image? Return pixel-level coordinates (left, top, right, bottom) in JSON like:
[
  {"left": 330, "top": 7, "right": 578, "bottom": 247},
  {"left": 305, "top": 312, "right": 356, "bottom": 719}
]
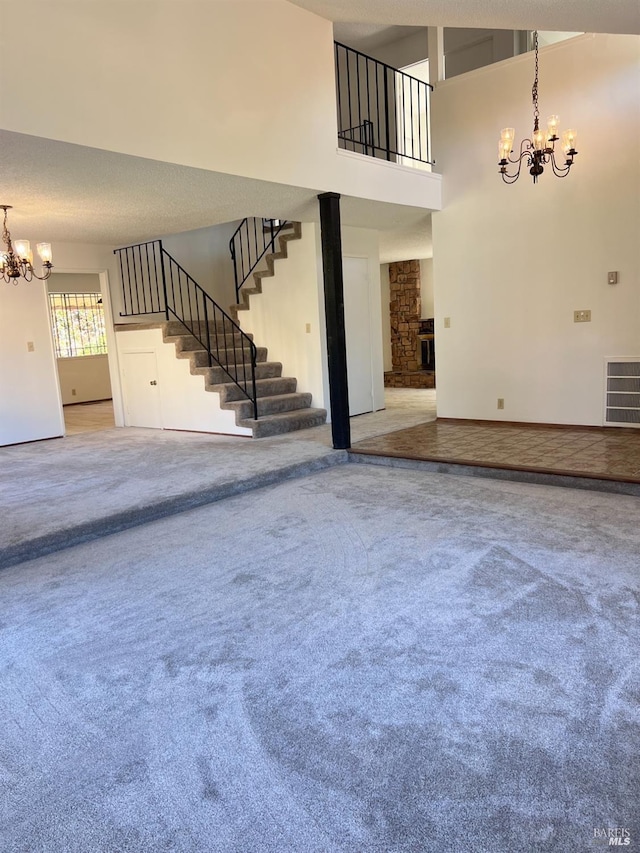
[{"left": 150, "top": 380, "right": 157, "bottom": 386}]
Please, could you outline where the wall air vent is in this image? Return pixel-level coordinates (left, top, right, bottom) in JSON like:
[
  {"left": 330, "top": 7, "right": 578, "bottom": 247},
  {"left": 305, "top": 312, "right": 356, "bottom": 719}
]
[{"left": 605, "top": 359, "right": 640, "bottom": 427}]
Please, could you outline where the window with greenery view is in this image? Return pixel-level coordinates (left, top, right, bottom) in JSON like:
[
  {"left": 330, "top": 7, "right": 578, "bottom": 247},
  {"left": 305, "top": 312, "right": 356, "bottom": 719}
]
[{"left": 49, "top": 292, "right": 108, "bottom": 358}]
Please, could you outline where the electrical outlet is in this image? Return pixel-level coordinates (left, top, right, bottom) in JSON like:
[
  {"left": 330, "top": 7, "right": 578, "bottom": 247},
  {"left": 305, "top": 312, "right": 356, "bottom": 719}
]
[
  {"left": 27, "top": 341, "right": 35, "bottom": 352},
  {"left": 574, "top": 310, "right": 591, "bottom": 323},
  {"left": 497, "top": 398, "right": 505, "bottom": 410},
  {"left": 72, "top": 388, "right": 77, "bottom": 396},
  {"left": 444, "top": 317, "right": 451, "bottom": 328},
  {"left": 305, "top": 323, "right": 311, "bottom": 334}
]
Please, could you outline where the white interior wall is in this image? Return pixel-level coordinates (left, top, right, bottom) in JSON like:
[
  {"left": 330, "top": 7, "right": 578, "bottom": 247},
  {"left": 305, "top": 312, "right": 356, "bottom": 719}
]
[
  {"left": 419, "top": 259, "right": 435, "bottom": 319},
  {"left": 48, "top": 273, "right": 102, "bottom": 294},
  {"left": 432, "top": 33, "right": 640, "bottom": 426},
  {"left": 115, "top": 327, "right": 252, "bottom": 435},
  {"left": 160, "top": 220, "right": 240, "bottom": 311},
  {"left": 237, "top": 223, "right": 328, "bottom": 411},
  {"left": 380, "top": 263, "right": 392, "bottom": 372},
  {"left": 369, "top": 30, "right": 429, "bottom": 69},
  {"left": 0, "top": 281, "right": 64, "bottom": 446},
  {"left": 0, "top": 0, "right": 441, "bottom": 213},
  {"left": 342, "top": 226, "right": 385, "bottom": 412},
  {"left": 56, "top": 356, "right": 112, "bottom": 405},
  {"left": 351, "top": 26, "right": 517, "bottom": 81},
  {"left": 444, "top": 28, "right": 517, "bottom": 78}
]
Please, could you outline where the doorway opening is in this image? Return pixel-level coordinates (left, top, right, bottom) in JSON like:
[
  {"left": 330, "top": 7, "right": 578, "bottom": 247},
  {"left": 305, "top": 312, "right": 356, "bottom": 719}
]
[
  {"left": 381, "top": 255, "right": 436, "bottom": 409},
  {"left": 47, "top": 272, "right": 115, "bottom": 435}
]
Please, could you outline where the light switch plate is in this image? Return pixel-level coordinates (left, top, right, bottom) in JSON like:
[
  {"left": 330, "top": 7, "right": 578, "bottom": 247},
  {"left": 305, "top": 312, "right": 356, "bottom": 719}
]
[
  {"left": 574, "top": 310, "right": 591, "bottom": 323},
  {"left": 608, "top": 271, "right": 618, "bottom": 285},
  {"left": 444, "top": 317, "right": 451, "bottom": 328}
]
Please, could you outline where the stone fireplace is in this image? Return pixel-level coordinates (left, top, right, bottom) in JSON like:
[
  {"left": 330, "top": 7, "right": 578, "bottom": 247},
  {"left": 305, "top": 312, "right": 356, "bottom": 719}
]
[{"left": 384, "top": 260, "right": 435, "bottom": 389}]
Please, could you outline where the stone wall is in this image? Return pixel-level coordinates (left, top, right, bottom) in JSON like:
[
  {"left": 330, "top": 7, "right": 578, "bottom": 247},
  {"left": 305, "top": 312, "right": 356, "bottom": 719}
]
[{"left": 389, "top": 260, "right": 421, "bottom": 372}]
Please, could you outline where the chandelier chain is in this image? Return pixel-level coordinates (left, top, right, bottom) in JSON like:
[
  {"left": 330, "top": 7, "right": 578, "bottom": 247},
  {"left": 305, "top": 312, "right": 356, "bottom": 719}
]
[
  {"left": 532, "top": 30, "right": 539, "bottom": 130},
  {"left": 1, "top": 207, "right": 12, "bottom": 252}
]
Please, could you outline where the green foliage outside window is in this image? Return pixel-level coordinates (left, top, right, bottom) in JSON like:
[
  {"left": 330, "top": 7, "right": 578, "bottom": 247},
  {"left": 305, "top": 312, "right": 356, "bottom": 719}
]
[{"left": 49, "top": 292, "right": 108, "bottom": 358}]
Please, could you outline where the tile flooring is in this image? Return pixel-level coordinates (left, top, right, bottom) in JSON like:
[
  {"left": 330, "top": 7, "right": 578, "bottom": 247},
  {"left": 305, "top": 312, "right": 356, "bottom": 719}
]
[
  {"left": 351, "top": 420, "right": 640, "bottom": 484},
  {"left": 63, "top": 400, "right": 115, "bottom": 435}
]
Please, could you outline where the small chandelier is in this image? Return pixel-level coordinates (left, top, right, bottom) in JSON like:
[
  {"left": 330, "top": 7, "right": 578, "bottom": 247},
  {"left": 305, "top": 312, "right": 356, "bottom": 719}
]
[
  {"left": 498, "top": 32, "right": 578, "bottom": 184},
  {"left": 0, "top": 205, "right": 53, "bottom": 284}
]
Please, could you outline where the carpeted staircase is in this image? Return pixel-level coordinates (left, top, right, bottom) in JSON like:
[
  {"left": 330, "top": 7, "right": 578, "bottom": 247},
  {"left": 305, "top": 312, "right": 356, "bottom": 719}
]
[
  {"left": 162, "top": 320, "right": 327, "bottom": 438},
  {"left": 115, "top": 222, "right": 326, "bottom": 439},
  {"left": 230, "top": 221, "right": 302, "bottom": 322}
]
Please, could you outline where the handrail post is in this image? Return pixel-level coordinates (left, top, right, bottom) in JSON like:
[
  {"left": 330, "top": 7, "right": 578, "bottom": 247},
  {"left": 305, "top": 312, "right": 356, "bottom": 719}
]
[
  {"left": 159, "top": 241, "right": 169, "bottom": 320},
  {"left": 383, "top": 67, "right": 391, "bottom": 161},
  {"left": 250, "top": 342, "right": 258, "bottom": 421},
  {"left": 203, "top": 292, "right": 212, "bottom": 367},
  {"left": 230, "top": 241, "right": 240, "bottom": 304}
]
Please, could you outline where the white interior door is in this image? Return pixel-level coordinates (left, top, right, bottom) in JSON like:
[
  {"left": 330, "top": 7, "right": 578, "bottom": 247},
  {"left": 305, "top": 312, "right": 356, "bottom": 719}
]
[
  {"left": 343, "top": 257, "right": 373, "bottom": 416},
  {"left": 121, "top": 350, "right": 163, "bottom": 428}
]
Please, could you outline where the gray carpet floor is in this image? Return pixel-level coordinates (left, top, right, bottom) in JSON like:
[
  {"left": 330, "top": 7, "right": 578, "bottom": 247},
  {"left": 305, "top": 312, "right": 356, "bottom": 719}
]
[
  {"left": 1, "top": 463, "right": 638, "bottom": 852},
  {"left": 0, "top": 389, "right": 437, "bottom": 569}
]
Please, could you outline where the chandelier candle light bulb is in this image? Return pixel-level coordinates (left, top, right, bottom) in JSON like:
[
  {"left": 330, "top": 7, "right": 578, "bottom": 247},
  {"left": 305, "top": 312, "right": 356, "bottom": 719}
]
[
  {"left": 14, "top": 239, "right": 32, "bottom": 263},
  {"left": 562, "top": 129, "right": 577, "bottom": 155},
  {"left": 36, "top": 243, "right": 53, "bottom": 264},
  {"left": 498, "top": 32, "right": 578, "bottom": 184}
]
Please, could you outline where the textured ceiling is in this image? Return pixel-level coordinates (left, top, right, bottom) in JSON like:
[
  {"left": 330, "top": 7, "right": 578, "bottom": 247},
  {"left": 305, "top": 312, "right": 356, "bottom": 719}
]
[
  {"left": 0, "top": 131, "right": 432, "bottom": 259},
  {"left": 291, "top": 0, "right": 640, "bottom": 35}
]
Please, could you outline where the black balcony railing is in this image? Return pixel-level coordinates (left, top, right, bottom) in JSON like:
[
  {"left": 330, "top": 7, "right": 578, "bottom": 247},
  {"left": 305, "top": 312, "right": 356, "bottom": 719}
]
[
  {"left": 115, "top": 240, "right": 258, "bottom": 419},
  {"left": 335, "top": 41, "right": 433, "bottom": 166},
  {"left": 229, "top": 217, "right": 290, "bottom": 303}
]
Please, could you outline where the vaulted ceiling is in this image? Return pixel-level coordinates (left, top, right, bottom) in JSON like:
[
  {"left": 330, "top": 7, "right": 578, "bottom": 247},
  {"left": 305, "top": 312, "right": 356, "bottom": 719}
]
[{"left": 2, "top": 0, "right": 638, "bottom": 261}]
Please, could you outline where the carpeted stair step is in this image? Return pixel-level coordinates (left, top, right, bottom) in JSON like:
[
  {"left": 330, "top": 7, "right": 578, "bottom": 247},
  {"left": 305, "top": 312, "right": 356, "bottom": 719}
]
[
  {"left": 212, "top": 376, "right": 297, "bottom": 403},
  {"left": 185, "top": 347, "right": 268, "bottom": 368},
  {"left": 238, "top": 407, "right": 327, "bottom": 438},
  {"left": 164, "top": 320, "right": 245, "bottom": 338},
  {"left": 167, "top": 333, "right": 253, "bottom": 354},
  {"left": 197, "top": 361, "right": 282, "bottom": 386},
  {"left": 225, "top": 392, "right": 313, "bottom": 420}
]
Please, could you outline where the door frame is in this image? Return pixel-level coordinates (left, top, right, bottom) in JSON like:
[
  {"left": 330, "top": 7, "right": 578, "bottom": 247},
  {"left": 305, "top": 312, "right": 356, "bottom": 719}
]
[{"left": 49, "top": 267, "right": 125, "bottom": 429}]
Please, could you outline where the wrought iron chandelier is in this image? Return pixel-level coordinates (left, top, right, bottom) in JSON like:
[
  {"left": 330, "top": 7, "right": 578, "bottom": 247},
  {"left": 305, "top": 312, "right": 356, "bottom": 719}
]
[
  {"left": 498, "top": 32, "right": 578, "bottom": 184},
  {"left": 0, "top": 205, "right": 53, "bottom": 283}
]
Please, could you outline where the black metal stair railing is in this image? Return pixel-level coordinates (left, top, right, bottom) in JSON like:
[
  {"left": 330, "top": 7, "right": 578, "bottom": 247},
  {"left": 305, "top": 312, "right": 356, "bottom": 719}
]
[
  {"left": 114, "top": 240, "right": 258, "bottom": 420},
  {"left": 229, "top": 217, "right": 290, "bottom": 303},
  {"left": 334, "top": 41, "right": 433, "bottom": 166}
]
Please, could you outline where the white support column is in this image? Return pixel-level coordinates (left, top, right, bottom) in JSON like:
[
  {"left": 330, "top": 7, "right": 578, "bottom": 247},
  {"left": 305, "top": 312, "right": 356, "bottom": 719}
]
[{"left": 427, "top": 27, "right": 445, "bottom": 84}]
